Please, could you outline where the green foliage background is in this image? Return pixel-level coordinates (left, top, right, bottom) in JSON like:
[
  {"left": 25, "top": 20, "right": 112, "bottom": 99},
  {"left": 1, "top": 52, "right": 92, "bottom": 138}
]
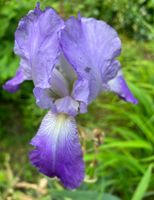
[{"left": 0, "top": 0, "right": 154, "bottom": 200}]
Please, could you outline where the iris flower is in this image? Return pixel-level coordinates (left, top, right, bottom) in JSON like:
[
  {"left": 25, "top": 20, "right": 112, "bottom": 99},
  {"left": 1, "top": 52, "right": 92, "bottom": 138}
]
[{"left": 3, "top": 3, "right": 137, "bottom": 189}]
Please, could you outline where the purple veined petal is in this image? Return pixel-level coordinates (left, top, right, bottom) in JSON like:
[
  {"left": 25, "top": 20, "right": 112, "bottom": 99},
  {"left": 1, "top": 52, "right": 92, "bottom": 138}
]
[
  {"left": 14, "top": 3, "right": 64, "bottom": 88},
  {"left": 55, "top": 96, "right": 79, "bottom": 116},
  {"left": 108, "top": 71, "right": 138, "bottom": 104},
  {"left": 3, "top": 59, "right": 32, "bottom": 93},
  {"left": 29, "top": 111, "right": 84, "bottom": 189},
  {"left": 101, "top": 60, "right": 121, "bottom": 84},
  {"left": 60, "top": 16, "right": 121, "bottom": 102}
]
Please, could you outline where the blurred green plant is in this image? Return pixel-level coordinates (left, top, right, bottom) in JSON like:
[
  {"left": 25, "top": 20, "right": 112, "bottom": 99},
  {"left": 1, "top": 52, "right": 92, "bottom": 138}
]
[{"left": 61, "top": 0, "right": 154, "bottom": 40}]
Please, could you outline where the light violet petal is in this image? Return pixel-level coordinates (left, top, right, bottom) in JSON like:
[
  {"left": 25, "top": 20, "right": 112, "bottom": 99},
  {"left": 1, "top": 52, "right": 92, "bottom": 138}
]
[
  {"left": 79, "top": 102, "right": 88, "bottom": 113},
  {"left": 49, "top": 68, "right": 69, "bottom": 98},
  {"left": 108, "top": 72, "right": 138, "bottom": 104},
  {"left": 34, "top": 2, "right": 42, "bottom": 15},
  {"left": 81, "top": 18, "right": 121, "bottom": 68},
  {"left": 101, "top": 60, "right": 121, "bottom": 84},
  {"left": 60, "top": 17, "right": 121, "bottom": 102},
  {"left": 3, "top": 58, "right": 32, "bottom": 93},
  {"left": 15, "top": 4, "right": 64, "bottom": 88},
  {"left": 55, "top": 96, "right": 79, "bottom": 116},
  {"left": 72, "top": 78, "right": 89, "bottom": 106},
  {"left": 60, "top": 17, "right": 90, "bottom": 78},
  {"left": 57, "top": 54, "right": 76, "bottom": 82},
  {"left": 29, "top": 111, "right": 84, "bottom": 189},
  {"left": 33, "top": 87, "right": 57, "bottom": 111},
  {"left": 3, "top": 70, "right": 24, "bottom": 93}
]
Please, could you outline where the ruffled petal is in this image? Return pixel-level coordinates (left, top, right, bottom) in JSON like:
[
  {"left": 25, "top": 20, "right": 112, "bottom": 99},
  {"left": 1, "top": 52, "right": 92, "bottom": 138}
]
[
  {"left": 14, "top": 3, "right": 64, "bottom": 88},
  {"left": 29, "top": 111, "right": 84, "bottom": 189},
  {"left": 60, "top": 16, "right": 121, "bottom": 102},
  {"left": 108, "top": 71, "right": 138, "bottom": 104}
]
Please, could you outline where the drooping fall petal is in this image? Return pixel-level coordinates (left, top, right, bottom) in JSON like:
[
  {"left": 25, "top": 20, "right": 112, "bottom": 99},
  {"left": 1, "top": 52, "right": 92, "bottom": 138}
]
[{"left": 29, "top": 111, "right": 84, "bottom": 189}]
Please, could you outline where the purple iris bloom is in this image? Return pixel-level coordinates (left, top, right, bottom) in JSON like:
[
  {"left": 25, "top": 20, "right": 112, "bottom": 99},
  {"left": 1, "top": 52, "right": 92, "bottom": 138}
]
[{"left": 3, "top": 3, "right": 137, "bottom": 189}]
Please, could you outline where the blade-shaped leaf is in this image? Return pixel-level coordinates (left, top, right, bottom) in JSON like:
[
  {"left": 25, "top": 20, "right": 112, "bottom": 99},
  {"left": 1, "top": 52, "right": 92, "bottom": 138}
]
[
  {"left": 131, "top": 164, "right": 153, "bottom": 200},
  {"left": 51, "top": 190, "right": 121, "bottom": 200}
]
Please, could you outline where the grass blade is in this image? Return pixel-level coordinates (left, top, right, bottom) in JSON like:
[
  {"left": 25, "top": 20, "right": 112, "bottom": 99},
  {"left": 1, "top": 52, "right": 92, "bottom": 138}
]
[{"left": 131, "top": 164, "right": 153, "bottom": 200}]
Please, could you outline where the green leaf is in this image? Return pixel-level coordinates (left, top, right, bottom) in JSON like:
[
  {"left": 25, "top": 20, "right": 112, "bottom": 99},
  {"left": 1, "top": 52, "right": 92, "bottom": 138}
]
[
  {"left": 50, "top": 190, "right": 121, "bottom": 200},
  {"left": 101, "top": 140, "right": 152, "bottom": 151},
  {"left": 131, "top": 164, "right": 153, "bottom": 200},
  {"left": 102, "top": 193, "right": 121, "bottom": 200},
  {"left": 51, "top": 190, "right": 97, "bottom": 200}
]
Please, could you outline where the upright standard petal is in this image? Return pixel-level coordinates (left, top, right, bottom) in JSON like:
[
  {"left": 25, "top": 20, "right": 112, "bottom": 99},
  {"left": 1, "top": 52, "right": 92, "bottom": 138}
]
[
  {"left": 29, "top": 111, "right": 84, "bottom": 189},
  {"left": 60, "top": 16, "right": 121, "bottom": 102},
  {"left": 60, "top": 16, "right": 137, "bottom": 104},
  {"left": 4, "top": 3, "right": 64, "bottom": 92},
  {"left": 15, "top": 4, "right": 64, "bottom": 87}
]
